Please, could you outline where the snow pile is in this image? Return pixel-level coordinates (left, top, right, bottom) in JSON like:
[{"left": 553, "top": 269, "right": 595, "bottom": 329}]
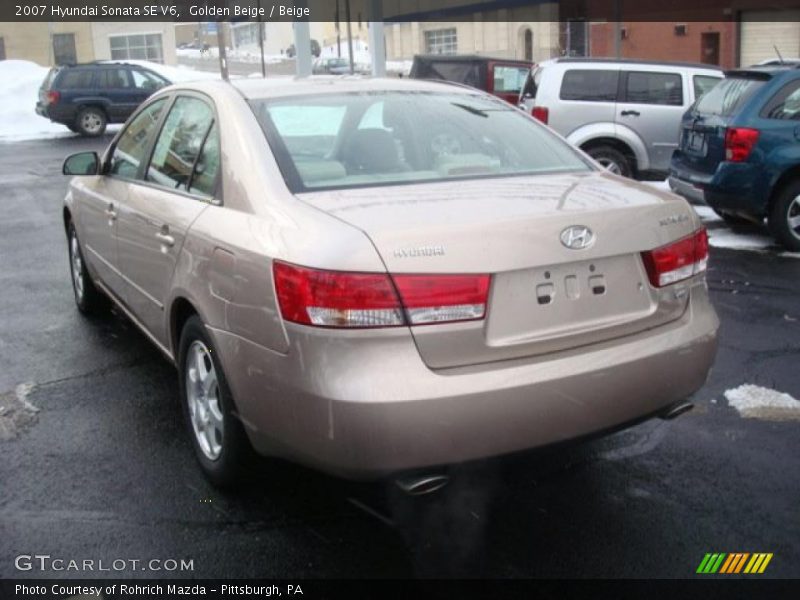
[
  {"left": 0, "top": 60, "right": 76, "bottom": 141},
  {"left": 724, "top": 384, "right": 800, "bottom": 420},
  {"left": 320, "top": 39, "right": 412, "bottom": 74},
  {"left": 177, "top": 47, "right": 286, "bottom": 65}
]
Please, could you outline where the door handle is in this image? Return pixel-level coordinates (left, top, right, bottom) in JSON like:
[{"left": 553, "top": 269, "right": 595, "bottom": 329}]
[
  {"left": 105, "top": 203, "right": 117, "bottom": 220},
  {"left": 155, "top": 231, "right": 175, "bottom": 247},
  {"left": 621, "top": 110, "right": 640, "bottom": 117}
]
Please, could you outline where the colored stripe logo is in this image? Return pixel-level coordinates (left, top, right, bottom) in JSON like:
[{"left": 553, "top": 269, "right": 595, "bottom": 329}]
[{"left": 697, "top": 552, "right": 773, "bottom": 574}]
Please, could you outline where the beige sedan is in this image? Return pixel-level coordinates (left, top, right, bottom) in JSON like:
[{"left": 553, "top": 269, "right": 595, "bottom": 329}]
[{"left": 62, "top": 77, "right": 719, "bottom": 487}]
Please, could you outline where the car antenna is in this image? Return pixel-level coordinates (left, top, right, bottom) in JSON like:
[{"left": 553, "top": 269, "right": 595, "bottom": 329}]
[{"left": 774, "top": 45, "right": 785, "bottom": 65}]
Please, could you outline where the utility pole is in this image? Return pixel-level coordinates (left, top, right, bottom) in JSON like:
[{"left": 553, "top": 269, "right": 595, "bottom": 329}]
[
  {"left": 217, "top": 23, "right": 229, "bottom": 80},
  {"left": 258, "top": 0, "right": 266, "bottom": 78},
  {"left": 345, "top": 0, "right": 354, "bottom": 74},
  {"left": 336, "top": 0, "right": 341, "bottom": 58}
]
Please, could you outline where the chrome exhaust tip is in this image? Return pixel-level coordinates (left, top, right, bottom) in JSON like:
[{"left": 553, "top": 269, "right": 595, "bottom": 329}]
[
  {"left": 660, "top": 401, "right": 694, "bottom": 420},
  {"left": 394, "top": 473, "right": 450, "bottom": 496}
]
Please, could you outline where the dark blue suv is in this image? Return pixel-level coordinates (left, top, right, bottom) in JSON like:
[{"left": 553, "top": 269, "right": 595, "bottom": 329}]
[
  {"left": 669, "top": 66, "right": 800, "bottom": 251},
  {"left": 36, "top": 62, "right": 170, "bottom": 137}
]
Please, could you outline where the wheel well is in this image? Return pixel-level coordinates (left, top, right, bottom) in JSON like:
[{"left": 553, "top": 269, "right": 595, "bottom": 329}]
[
  {"left": 76, "top": 104, "right": 107, "bottom": 121},
  {"left": 63, "top": 207, "right": 72, "bottom": 234},
  {"left": 768, "top": 166, "right": 800, "bottom": 213},
  {"left": 580, "top": 138, "right": 638, "bottom": 174},
  {"left": 170, "top": 298, "right": 198, "bottom": 358}
]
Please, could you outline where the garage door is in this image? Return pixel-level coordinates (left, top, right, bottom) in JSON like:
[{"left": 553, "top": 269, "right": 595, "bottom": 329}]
[{"left": 740, "top": 11, "right": 800, "bottom": 67}]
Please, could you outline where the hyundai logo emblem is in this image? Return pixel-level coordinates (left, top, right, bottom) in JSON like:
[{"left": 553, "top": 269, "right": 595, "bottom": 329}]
[{"left": 560, "top": 225, "right": 595, "bottom": 250}]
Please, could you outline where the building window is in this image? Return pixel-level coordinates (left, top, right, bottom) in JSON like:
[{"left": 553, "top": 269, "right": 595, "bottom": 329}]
[
  {"left": 53, "top": 33, "right": 77, "bottom": 65},
  {"left": 109, "top": 34, "right": 164, "bottom": 63},
  {"left": 233, "top": 23, "right": 261, "bottom": 48},
  {"left": 565, "top": 20, "right": 587, "bottom": 57},
  {"left": 425, "top": 28, "right": 457, "bottom": 55}
]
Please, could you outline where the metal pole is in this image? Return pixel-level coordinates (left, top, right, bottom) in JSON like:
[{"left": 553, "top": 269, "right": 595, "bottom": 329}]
[
  {"left": 345, "top": 0, "right": 354, "bottom": 74},
  {"left": 294, "top": 21, "right": 313, "bottom": 77},
  {"left": 258, "top": 0, "right": 266, "bottom": 78},
  {"left": 217, "top": 24, "right": 229, "bottom": 81},
  {"left": 336, "top": 0, "right": 342, "bottom": 58}
]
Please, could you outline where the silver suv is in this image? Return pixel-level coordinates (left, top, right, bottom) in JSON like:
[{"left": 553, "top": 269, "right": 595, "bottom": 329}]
[{"left": 519, "top": 58, "right": 722, "bottom": 178}]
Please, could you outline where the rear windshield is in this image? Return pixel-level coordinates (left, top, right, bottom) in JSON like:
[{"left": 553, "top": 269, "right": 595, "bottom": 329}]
[
  {"left": 41, "top": 68, "right": 60, "bottom": 90},
  {"left": 249, "top": 91, "right": 591, "bottom": 193},
  {"left": 693, "top": 76, "right": 765, "bottom": 116}
]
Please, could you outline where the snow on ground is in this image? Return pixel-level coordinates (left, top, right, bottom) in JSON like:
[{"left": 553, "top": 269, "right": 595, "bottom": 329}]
[
  {"left": 0, "top": 60, "right": 77, "bottom": 141},
  {"left": 724, "top": 384, "right": 800, "bottom": 421},
  {"left": 0, "top": 59, "right": 218, "bottom": 142},
  {"left": 177, "top": 47, "right": 286, "bottom": 65}
]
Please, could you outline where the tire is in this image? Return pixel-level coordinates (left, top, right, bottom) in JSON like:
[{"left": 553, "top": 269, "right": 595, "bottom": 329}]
[
  {"left": 67, "top": 222, "right": 108, "bottom": 315},
  {"left": 768, "top": 180, "right": 800, "bottom": 252},
  {"left": 178, "top": 315, "right": 254, "bottom": 486},
  {"left": 75, "top": 107, "right": 107, "bottom": 137},
  {"left": 585, "top": 145, "right": 633, "bottom": 178}
]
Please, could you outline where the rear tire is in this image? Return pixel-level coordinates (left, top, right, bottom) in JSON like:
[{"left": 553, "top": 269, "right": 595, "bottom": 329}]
[
  {"left": 585, "top": 145, "right": 633, "bottom": 178},
  {"left": 67, "top": 222, "right": 108, "bottom": 315},
  {"left": 178, "top": 315, "right": 254, "bottom": 487},
  {"left": 75, "top": 107, "right": 107, "bottom": 137},
  {"left": 768, "top": 181, "right": 800, "bottom": 252}
]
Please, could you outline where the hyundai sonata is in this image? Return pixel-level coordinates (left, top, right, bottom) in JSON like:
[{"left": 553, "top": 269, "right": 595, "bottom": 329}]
[{"left": 61, "top": 77, "right": 719, "bottom": 485}]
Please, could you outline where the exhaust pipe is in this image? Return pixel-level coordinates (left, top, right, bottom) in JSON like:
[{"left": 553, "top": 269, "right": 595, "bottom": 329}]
[
  {"left": 394, "top": 473, "right": 450, "bottom": 496},
  {"left": 660, "top": 401, "right": 694, "bottom": 420}
]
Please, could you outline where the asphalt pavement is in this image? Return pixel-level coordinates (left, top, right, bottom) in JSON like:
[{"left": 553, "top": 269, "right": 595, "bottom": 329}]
[{"left": 0, "top": 135, "right": 798, "bottom": 579}]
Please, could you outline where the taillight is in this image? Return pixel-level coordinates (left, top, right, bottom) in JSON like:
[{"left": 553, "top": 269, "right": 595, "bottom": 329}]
[
  {"left": 531, "top": 106, "right": 549, "bottom": 124},
  {"left": 393, "top": 274, "right": 490, "bottom": 325},
  {"left": 641, "top": 228, "right": 708, "bottom": 288},
  {"left": 46, "top": 90, "right": 60, "bottom": 105},
  {"left": 724, "top": 127, "right": 759, "bottom": 162},
  {"left": 273, "top": 261, "right": 490, "bottom": 328}
]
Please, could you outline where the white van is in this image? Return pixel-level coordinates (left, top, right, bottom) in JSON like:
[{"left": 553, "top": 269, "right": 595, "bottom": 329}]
[{"left": 519, "top": 58, "right": 722, "bottom": 178}]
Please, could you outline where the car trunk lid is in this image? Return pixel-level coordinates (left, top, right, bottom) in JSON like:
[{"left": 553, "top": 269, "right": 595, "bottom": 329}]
[{"left": 298, "top": 171, "right": 700, "bottom": 368}]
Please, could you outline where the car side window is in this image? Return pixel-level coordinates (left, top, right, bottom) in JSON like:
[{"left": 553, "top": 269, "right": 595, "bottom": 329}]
[
  {"left": 108, "top": 98, "right": 167, "bottom": 179},
  {"left": 146, "top": 96, "right": 217, "bottom": 196},
  {"left": 761, "top": 80, "right": 800, "bottom": 120},
  {"left": 560, "top": 70, "right": 619, "bottom": 102},
  {"left": 131, "top": 69, "right": 165, "bottom": 91},
  {"left": 493, "top": 65, "right": 529, "bottom": 94},
  {"left": 188, "top": 123, "right": 220, "bottom": 198},
  {"left": 59, "top": 70, "right": 94, "bottom": 89},
  {"left": 694, "top": 75, "right": 721, "bottom": 101},
  {"left": 624, "top": 71, "right": 683, "bottom": 106},
  {"left": 97, "top": 68, "right": 132, "bottom": 89}
]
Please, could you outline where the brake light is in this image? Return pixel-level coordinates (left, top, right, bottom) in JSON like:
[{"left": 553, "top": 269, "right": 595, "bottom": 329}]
[
  {"left": 46, "top": 90, "right": 60, "bottom": 105},
  {"left": 532, "top": 106, "right": 549, "bottom": 124},
  {"left": 273, "top": 261, "right": 490, "bottom": 328},
  {"left": 641, "top": 228, "right": 708, "bottom": 288},
  {"left": 724, "top": 127, "right": 759, "bottom": 162}
]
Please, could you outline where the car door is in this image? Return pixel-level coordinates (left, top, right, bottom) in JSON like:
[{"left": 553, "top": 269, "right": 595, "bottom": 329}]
[
  {"left": 96, "top": 67, "right": 139, "bottom": 121},
  {"left": 550, "top": 67, "right": 620, "bottom": 137},
  {"left": 77, "top": 97, "right": 168, "bottom": 298},
  {"left": 116, "top": 94, "right": 219, "bottom": 345},
  {"left": 617, "top": 69, "right": 687, "bottom": 172}
]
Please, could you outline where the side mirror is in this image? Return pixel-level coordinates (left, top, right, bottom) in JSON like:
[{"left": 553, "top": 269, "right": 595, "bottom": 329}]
[{"left": 63, "top": 152, "right": 99, "bottom": 176}]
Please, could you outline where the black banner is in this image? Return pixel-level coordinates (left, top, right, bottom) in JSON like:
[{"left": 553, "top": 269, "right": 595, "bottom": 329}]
[{"left": 3, "top": 0, "right": 800, "bottom": 23}]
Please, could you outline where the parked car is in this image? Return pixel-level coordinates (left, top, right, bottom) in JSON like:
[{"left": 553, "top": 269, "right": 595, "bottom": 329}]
[
  {"left": 518, "top": 58, "right": 723, "bottom": 178},
  {"left": 286, "top": 39, "right": 321, "bottom": 58},
  {"left": 312, "top": 56, "right": 350, "bottom": 75},
  {"left": 36, "top": 62, "right": 170, "bottom": 136},
  {"left": 410, "top": 54, "right": 533, "bottom": 105},
  {"left": 61, "top": 77, "right": 718, "bottom": 486},
  {"left": 670, "top": 66, "right": 800, "bottom": 251}
]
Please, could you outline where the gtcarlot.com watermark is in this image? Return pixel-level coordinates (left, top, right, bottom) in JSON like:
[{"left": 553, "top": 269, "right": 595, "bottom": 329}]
[{"left": 15, "top": 554, "right": 194, "bottom": 572}]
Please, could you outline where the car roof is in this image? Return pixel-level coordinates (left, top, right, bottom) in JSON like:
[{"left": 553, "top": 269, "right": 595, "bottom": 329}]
[
  {"left": 551, "top": 57, "right": 722, "bottom": 71},
  {"left": 228, "top": 76, "right": 480, "bottom": 100}
]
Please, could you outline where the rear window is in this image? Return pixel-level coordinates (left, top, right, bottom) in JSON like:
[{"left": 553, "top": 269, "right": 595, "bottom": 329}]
[
  {"left": 560, "top": 69, "right": 619, "bottom": 102},
  {"left": 760, "top": 80, "right": 800, "bottom": 120},
  {"left": 41, "top": 68, "right": 60, "bottom": 90},
  {"left": 693, "top": 75, "right": 722, "bottom": 100},
  {"left": 250, "top": 91, "right": 591, "bottom": 193},
  {"left": 694, "top": 76, "right": 765, "bottom": 116},
  {"left": 493, "top": 65, "right": 530, "bottom": 94},
  {"left": 58, "top": 69, "right": 94, "bottom": 89}
]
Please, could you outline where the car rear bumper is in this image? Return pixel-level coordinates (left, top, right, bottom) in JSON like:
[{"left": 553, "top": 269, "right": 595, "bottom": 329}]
[
  {"left": 668, "top": 175, "right": 706, "bottom": 204},
  {"left": 209, "top": 280, "right": 718, "bottom": 480}
]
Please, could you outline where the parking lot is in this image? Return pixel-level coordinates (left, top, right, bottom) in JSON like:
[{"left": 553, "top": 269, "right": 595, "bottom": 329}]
[{"left": 0, "top": 134, "right": 798, "bottom": 579}]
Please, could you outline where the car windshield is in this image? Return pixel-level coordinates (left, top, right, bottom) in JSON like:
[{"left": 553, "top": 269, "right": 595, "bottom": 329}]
[
  {"left": 693, "top": 76, "right": 765, "bottom": 116},
  {"left": 249, "top": 91, "right": 591, "bottom": 192}
]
